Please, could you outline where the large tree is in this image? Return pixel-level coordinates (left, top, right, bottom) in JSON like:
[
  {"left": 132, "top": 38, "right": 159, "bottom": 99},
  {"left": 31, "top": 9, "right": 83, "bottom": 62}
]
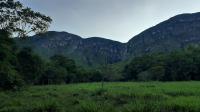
[
  {"left": 0, "top": 30, "right": 24, "bottom": 90},
  {"left": 0, "top": 0, "right": 52, "bottom": 37},
  {"left": 0, "top": 0, "right": 52, "bottom": 90}
]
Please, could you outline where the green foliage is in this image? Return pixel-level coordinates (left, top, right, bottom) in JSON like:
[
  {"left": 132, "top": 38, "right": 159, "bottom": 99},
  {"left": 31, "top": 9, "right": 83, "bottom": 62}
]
[
  {"left": 0, "top": 30, "right": 24, "bottom": 90},
  {"left": 17, "top": 47, "right": 45, "bottom": 84},
  {"left": 75, "top": 69, "right": 103, "bottom": 83},
  {"left": 38, "top": 55, "right": 76, "bottom": 84},
  {"left": 50, "top": 55, "right": 77, "bottom": 73},
  {"left": 137, "top": 71, "right": 152, "bottom": 81},
  {"left": 0, "top": 0, "right": 52, "bottom": 37},
  {"left": 0, "top": 0, "right": 53, "bottom": 89},
  {"left": 39, "top": 65, "right": 66, "bottom": 85},
  {"left": 0, "top": 0, "right": 54, "bottom": 90},
  {"left": 37, "top": 54, "right": 104, "bottom": 85},
  {"left": 123, "top": 46, "right": 200, "bottom": 81},
  {"left": 123, "top": 55, "right": 155, "bottom": 80},
  {"left": 0, "top": 65, "right": 24, "bottom": 90}
]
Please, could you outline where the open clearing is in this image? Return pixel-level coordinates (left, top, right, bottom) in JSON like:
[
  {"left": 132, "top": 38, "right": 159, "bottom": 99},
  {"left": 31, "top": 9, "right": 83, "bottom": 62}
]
[{"left": 1, "top": 82, "right": 200, "bottom": 112}]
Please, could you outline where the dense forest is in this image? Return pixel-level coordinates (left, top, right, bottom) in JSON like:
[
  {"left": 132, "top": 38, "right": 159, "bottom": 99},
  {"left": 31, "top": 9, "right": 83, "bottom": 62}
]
[{"left": 123, "top": 45, "right": 200, "bottom": 81}]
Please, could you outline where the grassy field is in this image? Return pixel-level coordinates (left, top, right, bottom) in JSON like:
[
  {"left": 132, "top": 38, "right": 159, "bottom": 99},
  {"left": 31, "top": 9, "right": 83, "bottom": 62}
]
[{"left": 0, "top": 82, "right": 200, "bottom": 112}]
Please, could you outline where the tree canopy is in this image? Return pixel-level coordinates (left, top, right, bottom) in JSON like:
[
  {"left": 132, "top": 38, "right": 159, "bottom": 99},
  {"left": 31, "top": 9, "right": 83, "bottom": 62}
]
[{"left": 0, "top": 0, "right": 52, "bottom": 37}]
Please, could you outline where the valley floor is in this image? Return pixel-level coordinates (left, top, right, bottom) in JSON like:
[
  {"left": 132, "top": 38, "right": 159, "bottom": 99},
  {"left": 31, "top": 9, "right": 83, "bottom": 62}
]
[{"left": 0, "top": 82, "right": 200, "bottom": 112}]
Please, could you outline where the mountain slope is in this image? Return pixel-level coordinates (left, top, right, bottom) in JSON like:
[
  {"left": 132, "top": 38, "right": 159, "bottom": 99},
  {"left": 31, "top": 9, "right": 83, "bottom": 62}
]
[
  {"left": 16, "top": 12, "right": 200, "bottom": 67},
  {"left": 16, "top": 31, "right": 126, "bottom": 67},
  {"left": 127, "top": 12, "right": 200, "bottom": 57}
]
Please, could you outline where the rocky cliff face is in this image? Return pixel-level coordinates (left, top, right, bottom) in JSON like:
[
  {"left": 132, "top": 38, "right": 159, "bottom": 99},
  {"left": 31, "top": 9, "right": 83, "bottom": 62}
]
[{"left": 16, "top": 12, "right": 200, "bottom": 67}]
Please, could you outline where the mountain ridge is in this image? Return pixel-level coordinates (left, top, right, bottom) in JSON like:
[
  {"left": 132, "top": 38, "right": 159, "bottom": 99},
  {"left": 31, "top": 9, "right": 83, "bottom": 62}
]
[{"left": 16, "top": 12, "right": 200, "bottom": 67}]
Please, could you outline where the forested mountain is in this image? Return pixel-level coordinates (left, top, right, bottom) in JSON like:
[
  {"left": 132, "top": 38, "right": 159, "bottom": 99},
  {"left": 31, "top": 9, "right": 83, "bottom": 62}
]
[
  {"left": 15, "top": 31, "right": 127, "bottom": 67},
  {"left": 127, "top": 12, "right": 200, "bottom": 57},
  {"left": 16, "top": 12, "right": 200, "bottom": 67}
]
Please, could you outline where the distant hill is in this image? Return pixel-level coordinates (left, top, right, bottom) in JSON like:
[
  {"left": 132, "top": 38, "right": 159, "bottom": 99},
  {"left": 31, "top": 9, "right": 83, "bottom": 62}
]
[{"left": 15, "top": 12, "right": 200, "bottom": 67}]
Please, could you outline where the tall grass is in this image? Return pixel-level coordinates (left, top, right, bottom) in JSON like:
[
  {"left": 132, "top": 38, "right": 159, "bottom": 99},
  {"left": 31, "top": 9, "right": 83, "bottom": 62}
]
[{"left": 0, "top": 82, "right": 200, "bottom": 112}]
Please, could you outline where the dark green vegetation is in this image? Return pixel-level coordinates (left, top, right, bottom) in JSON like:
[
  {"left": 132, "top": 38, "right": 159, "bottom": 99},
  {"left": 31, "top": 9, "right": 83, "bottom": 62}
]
[
  {"left": 0, "top": 30, "right": 24, "bottom": 90},
  {"left": 1, "top": 82, "right": 200, "bottom": 112},
  {"left": 123, "top": 45, "right": 200, "bottom": 81}
]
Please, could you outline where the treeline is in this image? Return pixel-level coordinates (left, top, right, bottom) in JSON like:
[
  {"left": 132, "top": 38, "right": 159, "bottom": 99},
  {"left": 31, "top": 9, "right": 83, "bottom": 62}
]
[
  {"left": 17, "top": 47, "right": 104, "bottom": 85},
  {"left": 123, "top": 45, "right": 200, "bottom": 81},
  {"left": 0, "top": 30, "right": 105, "bottom": 90},
  {"left": 1, "top": 29, "right": 200, "bottom": 90}
]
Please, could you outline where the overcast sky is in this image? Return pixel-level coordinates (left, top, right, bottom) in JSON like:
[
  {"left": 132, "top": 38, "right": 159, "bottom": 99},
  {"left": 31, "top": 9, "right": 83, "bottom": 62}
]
[{"left": 19, "top": 0, "right": 200, "bottom": 42}]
